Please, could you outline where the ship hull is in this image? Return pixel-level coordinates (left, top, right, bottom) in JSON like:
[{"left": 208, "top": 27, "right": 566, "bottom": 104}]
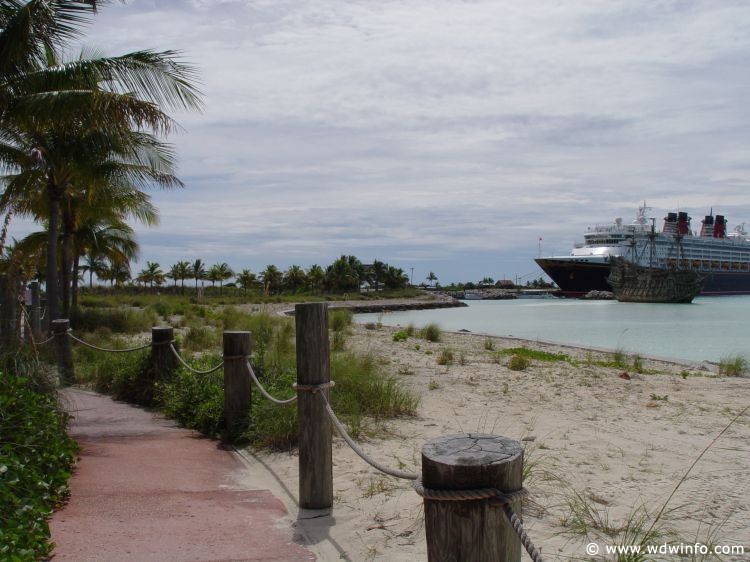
[{"left": 535, "top": 258, "right": 750, "bottom": 297}]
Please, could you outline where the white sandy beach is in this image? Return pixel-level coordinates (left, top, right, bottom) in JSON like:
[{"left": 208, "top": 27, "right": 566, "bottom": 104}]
[{"left": 236, "top": 310, "right": 749, "bottom": 561}]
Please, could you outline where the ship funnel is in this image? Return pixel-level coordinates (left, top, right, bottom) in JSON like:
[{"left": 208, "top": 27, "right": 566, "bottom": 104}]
[
  {"left": 677, "top": 211, "right": 690, "bottom": 235},
  {"left": 663, "top": 212, "right": 678, "bottom": 234},
  {"left": 714, "top": 215, "right": 726, "bottom": 238},
  {"left": 701, "top": 214, "right": 714, "bottom": 237}
]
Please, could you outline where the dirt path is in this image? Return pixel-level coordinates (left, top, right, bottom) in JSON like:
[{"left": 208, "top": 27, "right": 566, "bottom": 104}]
[{"left": 48, "top": 389, "right": 315, "bottom": 562}]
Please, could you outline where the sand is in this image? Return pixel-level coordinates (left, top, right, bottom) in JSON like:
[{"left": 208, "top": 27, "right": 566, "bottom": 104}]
[{"left": 238, "top": 303, "right": 749, "bottom": 561}]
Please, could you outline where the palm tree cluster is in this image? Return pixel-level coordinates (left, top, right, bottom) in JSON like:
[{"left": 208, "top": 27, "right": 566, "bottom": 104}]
[
  {"left": 125, "top": 255, "right": 410, "bottom": 296},
  {"left": 0, "top": 1, "right": 202, "bottom": 328}
]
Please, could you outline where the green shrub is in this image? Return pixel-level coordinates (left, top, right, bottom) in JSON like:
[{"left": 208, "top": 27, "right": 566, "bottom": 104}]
[
  {"left": 499, "top": 347, "right": 570, "bottom": 362},
  {"left": 182, "top": 326, "right": 220, "bottom": 353},
  {"left": 246, "top": 352, "right": 419, "bottom": 448},
  {"left": 74, "top": 343, "right": 149, "bottom": 396},
  {"left": 160, "top": 355, "right": 226, "bottom": 437},
  {"left": 332, "top": 330, "right": 347, "bottom": 351},
  {"left": 508, "top": 354, "right": 529, "bottom": 371},
  {"left": 421, "top": 323, "right": 441, "bottom": 342},
  {"left": 329, "top": 309, "right": 353, "bottom": 332},
  {"left": 70, "top": 306, "right": 157, "bottom": 334},
  {"left": 484, "top": 338, "right": 495, "bottom": 351},
  {"left": 718, "top": 355, "right": 747, "bottom": 376},
  {"left": 392, "top": 331, "right": 408, "bottom": 342},
  {"left": 0, "top": 367, "right": 77, "bottom": 559},
  {"left": 632, "top": 355, "right": 644, "bottom": 373},
  {"left": 436, "top": 349, "right": 454, "bottom": 365},
  {"left": 405, "top": 324, "right": 416, "bottom": 337}
]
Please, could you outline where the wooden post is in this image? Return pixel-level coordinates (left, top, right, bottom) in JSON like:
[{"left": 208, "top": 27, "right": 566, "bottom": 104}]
[
  {"left": 151, "top": 326, "right": 175, "bottom": 380},
  {"left": 295, "top": 302, "right": 333, "bottom": 510},
  {"left": 223, "top": 331, "right": 251, "bottom": 439},
  {"left": 52, "top": 319, "right": 74, "bottom": 386},
  {"left": 30, "top": 281, "right": 41, "bottom": 339},
  {"left": 422, "top": 433, "right": 524, "bottom": 562}
]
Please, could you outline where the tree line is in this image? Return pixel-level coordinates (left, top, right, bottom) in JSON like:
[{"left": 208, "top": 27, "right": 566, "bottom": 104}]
[{"left": 116, "top": 255, "right": 409, "bottom": 296}]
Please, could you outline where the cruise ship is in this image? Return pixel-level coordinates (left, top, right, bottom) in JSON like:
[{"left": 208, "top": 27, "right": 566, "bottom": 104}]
[{"left": 535, "top": 204, "right": 750, "bottom": 297}]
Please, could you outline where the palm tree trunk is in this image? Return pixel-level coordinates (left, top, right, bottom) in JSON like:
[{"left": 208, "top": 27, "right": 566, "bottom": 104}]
[
  {"left": 61, "top": 206, "right": 74, "bottom": 318},
  {"left": 46, "top": 181, "right": 61, "bottom": 329},
  {"left": 0, "top": 211, "right": 13, "bottom": 256},
  {"left": 72, "top": 255, "right": 80, "bottom": 309}
]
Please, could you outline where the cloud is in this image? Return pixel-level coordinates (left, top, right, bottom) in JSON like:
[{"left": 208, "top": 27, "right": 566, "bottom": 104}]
[{"left": 8, "top": 0, "right": 750, "bottom": 282}]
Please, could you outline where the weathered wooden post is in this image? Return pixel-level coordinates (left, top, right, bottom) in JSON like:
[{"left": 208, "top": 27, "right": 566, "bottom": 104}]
[
  {"left": 151, "top": 326, "right": 175, "bottom": 378},
  {"left": 223, "top": 331, "right": 251, "bottom": 439},
  {"left": 295, "top": 302, "right": 333, "bottom": 509},
  {"left": 422, "top": 433, "right": 523, "bottom": 562},
  {"left": 52, "top": 319, "right": 74, "bottom": 385},
  {"left": 30, "top": 281, "right": 41, "bottom": 338}
]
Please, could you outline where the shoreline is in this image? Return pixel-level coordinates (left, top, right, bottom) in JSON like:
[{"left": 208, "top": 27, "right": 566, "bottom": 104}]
[{"left": 239, "top": 313, "right": 749, "bottom": 561}]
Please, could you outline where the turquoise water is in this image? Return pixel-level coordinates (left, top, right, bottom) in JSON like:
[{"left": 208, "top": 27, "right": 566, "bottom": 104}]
[{"left": 356, "top": 297, "right": 750, "bottom": 363}]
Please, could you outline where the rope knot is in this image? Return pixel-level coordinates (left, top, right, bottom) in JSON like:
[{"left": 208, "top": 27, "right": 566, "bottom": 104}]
[{"left": 293, "top": 381, "right": 336, "bottom": 394}]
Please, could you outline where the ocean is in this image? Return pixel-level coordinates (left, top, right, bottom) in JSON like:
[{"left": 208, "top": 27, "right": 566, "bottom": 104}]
[{"left": 355, "top": 296, "right": 750, "bottom": 363}]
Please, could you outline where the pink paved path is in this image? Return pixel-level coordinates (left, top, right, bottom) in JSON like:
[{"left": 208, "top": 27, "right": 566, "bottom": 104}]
[{"left": 49, "top": 389, "right": 315, "bottom": 562}]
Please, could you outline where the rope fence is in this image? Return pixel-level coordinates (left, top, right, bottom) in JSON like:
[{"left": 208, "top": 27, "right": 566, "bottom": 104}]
[
  {"left": 245, "top": 360, "right": 297, "bottom": 405},
  {"left": 169, "top": 343, "right": 224, "bottom": 375},
  {"left": 34, "top": 304, "right": 543, "bottom": 561},
  {"left": 319, "top": 390, "right": 418, "bottom": 481},
  {"left": 67, "top": 331, "right": 151, "bottom": 353}
]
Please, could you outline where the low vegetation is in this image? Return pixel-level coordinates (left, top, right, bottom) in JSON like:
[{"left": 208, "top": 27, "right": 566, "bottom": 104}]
[
  {"left": 499, "top": 347, "right": 571, "bottom": 363},
  {"left": 421, "top": 323, "right": 441, "bottom": 342},
  {"left": 0, "top": 356, "right": 77, "bottom": 560},
  {"left": 507, "top": 354, "right": 530, "bottom": 371},
  {"left": 718, "top": 355, "right": 747, "bottom": 377},
  {"left": 70, "top": 302, "right": 419, "bottom": 448}
]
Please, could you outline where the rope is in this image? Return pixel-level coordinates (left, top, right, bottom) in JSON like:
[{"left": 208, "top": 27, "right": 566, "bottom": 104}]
[
  {"left": 503, "top": 504, "right": 545, "bottom": 562},
  {"left": 67, "top": 331, "right": 150, "bottom": 353},
  {"left": 245, "top": 360, "right": 297, "bottom": 405},
  {"left": 412, "top": 479, "right": 542, "bottom": 562},
  {"left": 293, "top": 381, "right": 335, "bottom": 393},
  {"left": 36, "top": 334, "right": 55, "bottom": 345},
  {"left": 319, "top": 391, "right": 418, "bottom": 481},
  {"left": 412, "top": 478, "right": 528, "bottom": 502},
  {"left": 168, "top": 343, "right": 224, "bottom": 375}
]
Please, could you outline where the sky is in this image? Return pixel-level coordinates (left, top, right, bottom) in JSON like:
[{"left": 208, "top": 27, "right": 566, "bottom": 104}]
[{"left": 9, "top": 0, "right": 750, "bottom": 284}]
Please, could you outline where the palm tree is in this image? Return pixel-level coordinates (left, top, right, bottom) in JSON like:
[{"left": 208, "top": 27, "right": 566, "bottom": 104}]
[
  {"left": 427, "top": 271, "right": 438, "bottom": 287},
  {"left": 101, "top": 258, "right": 130, "bottom": 288},
  {"left": 307, "top": 264, "right": 324, "bottom": 294},
  {"left": 206, "top": 264, "right": 220, "bottom": 289},
  {"left": 325, "top": 255, "right": 363, "bottom": 293},
  {"left": 215, "top": 262, "right": 233, "bottom": 295},
  {"left": 81, "top": 254, "right": 106, "bottom": 289},
  {"left": 71, "top": 216, "right": 139, "bottom": 306},
  {"left": 372, "top": 259, "right": 386, "bottom": 292},
  {"left": 191, "top": 259, "right": 206, "bottom": 290},
  {"left": 385, "top": 266, "right": 409, "bottom": 289},
  {"left": 283, "top": 264, "right": 306, "bottom": 293},
  {"left": 0, "top": 1, "right": 202, "bottom": 325},
  {"left": 166, "top": 263, "right": 181, "bottom": 289},
  {"left": 137, "top": 261, "right": 163, "bottom": 291},
  {"left": 260, "top": 264, "right": 282, "bottom": 296},
  {"left": 174, "top": 260, "right": 191, "bottom": 294},
  {"left": 236, "top": 268, "right": 256, "bottom": 295}
]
